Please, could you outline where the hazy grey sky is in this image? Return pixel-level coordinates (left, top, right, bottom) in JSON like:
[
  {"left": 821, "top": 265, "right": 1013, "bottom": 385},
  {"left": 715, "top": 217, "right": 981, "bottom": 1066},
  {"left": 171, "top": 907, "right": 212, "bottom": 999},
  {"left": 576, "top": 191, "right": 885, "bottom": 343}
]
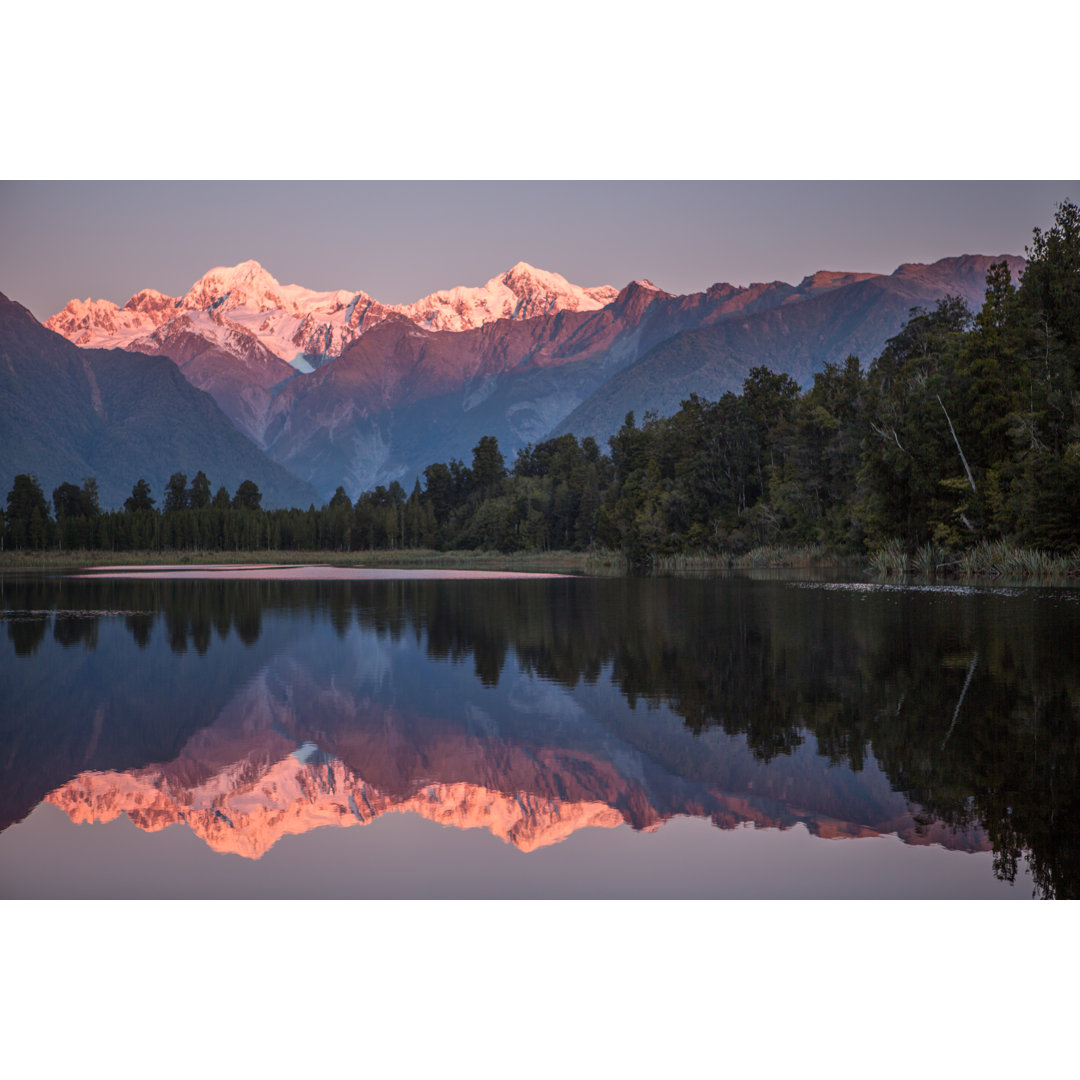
[{"left": 3, "top": 180, "right": 1077, "bottom": 323}]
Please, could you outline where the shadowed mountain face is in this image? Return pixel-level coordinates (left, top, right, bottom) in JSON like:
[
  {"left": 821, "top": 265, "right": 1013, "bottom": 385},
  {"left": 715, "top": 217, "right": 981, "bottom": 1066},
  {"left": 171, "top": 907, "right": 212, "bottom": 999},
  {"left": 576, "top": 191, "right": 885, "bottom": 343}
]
[
  {"left": 556, "top": 255, "right": 1029, "bottom": 444},
  {"left": 0, "top": 294, "right": 319, "bottom": 509},
  {"left": 3, "top": 572, "right": 1076, "bottom": 895},
  {"left": 235, "top": 255, "right": 1027, "bottom": 495},
  {"left": 42, "top": 255, "right": 1025, "bottom": 498}
]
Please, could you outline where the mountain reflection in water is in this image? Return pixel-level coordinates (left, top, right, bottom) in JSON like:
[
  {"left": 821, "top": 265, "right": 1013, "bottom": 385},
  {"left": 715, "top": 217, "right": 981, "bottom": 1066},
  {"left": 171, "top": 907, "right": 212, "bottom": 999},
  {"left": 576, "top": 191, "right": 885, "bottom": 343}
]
[{"left": 2, "top": 570, "right": 1077, "bottom": 897}]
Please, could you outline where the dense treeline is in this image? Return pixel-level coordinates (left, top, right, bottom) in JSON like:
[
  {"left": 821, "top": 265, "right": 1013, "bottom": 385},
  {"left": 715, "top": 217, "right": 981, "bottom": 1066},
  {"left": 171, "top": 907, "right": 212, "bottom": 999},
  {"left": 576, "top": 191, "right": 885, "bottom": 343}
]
[
  {"left": 3, "top": 203, "right": 1078, "bottom": 562},
  {"left": 1, "top": 469, "right": 283, "bottom": 554}
]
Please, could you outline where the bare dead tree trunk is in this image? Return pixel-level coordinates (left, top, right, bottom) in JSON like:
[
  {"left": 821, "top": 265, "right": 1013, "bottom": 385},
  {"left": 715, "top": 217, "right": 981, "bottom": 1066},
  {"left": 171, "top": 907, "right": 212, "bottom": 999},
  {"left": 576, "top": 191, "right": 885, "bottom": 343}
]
[
  {"left": 941, "top": 651, "right": 979, "bottom": 750},
  {"left": 936, "top": 394, "right": 977, "bottom": 494}
]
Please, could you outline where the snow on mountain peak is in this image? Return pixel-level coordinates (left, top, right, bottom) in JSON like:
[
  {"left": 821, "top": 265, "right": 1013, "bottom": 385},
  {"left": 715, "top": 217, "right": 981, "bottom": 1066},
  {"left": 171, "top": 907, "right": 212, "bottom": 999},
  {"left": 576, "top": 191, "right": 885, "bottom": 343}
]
[
  {"left": 499, "top": 260, "right": 596, "bottom": 297},
  {"left": 48, "top": 260, "right": 620, "bottom": 362},
  {"left": 44, "top": 290, "right": 175, "bottom": 347},
  {"left": 181, "top": 259, "right": 285, "bottom": 313},
  {"left": 123, "top": 288, "right": 178, "bottom": 315},
  {"left": 391, "top": 262, "right": 618, "bottom": 332},
  {"left": 501, "top": 260, "right": 559, "bottom": 286}
]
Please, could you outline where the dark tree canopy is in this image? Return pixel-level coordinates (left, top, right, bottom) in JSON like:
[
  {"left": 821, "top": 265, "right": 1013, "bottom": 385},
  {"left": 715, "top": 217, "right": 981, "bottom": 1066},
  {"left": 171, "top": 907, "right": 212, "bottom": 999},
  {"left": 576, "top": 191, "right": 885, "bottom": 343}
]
[
  {"left": 189, "top": 470, "right": 212, "bottom": 510},
  {"left": 232, "top": 480, "right": 262, "bottom": 511},
  {"left": 5, "top": 474, "right": 50, "bottom": 549},
  {"left": 124, "top": 479, "right": 155, "bottom": 513},
  {"left": 164, "top": 472, "right": 188, "bottom": 513}
]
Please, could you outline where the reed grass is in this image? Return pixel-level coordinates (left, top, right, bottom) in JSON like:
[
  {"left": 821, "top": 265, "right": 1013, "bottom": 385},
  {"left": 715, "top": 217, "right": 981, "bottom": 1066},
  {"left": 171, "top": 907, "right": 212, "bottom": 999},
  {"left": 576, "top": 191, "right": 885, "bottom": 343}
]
[
  {"left": 912, "top": 542, "right": 951, "bottom": 576},
  {"left": 868, "top": 538, "right": 909, "bottom": 576},
  {"left": 869, "top": 538, "right": 1080, "bottom": 580},
  {"left": 647, "top": 545, "right": 847, "bottom": 572},
  {"left": 956, "top": 540, "right": 1080, "bottom": 579}
]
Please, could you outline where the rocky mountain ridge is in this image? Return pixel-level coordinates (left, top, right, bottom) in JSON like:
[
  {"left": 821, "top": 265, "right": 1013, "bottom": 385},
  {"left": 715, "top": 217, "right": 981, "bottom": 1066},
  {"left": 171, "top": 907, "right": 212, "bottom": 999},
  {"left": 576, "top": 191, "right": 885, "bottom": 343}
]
[
  {"left": 37, "top": 253, "right": 1027, "bottom": 499},
  {"left": 45, "top": 734, "right": 985, "bottom": 859},
  {"left": 46, "top": 259, "right": 619, "bottom": 370}
]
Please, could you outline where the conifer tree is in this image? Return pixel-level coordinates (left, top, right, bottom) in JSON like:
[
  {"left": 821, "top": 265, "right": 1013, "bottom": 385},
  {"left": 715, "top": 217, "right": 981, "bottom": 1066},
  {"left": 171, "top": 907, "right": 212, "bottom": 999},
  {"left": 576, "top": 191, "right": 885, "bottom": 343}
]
[{"left": 125, "top": 478, "right": 155, "bottom": 512}]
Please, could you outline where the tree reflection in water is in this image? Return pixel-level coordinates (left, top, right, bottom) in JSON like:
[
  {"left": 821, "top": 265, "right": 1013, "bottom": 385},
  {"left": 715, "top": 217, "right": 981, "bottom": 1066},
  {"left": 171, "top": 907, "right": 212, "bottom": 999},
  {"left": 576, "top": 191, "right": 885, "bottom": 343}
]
[{"left": 2, "top": 572, "right": 1077, "bottom": 896}]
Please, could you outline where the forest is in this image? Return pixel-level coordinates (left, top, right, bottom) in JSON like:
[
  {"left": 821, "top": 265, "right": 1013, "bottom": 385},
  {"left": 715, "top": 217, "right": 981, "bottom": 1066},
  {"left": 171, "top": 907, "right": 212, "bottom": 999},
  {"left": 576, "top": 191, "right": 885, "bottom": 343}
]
[{"left": 3, "top": 201, "right": 1078, "bottom": 568}]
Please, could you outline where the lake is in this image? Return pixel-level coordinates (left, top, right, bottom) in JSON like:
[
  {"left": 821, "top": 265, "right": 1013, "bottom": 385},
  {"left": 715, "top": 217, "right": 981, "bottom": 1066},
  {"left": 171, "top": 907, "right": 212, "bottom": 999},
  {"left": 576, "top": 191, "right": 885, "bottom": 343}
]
[{"left": 1, "top": 566, "right": 1077, "bottom": 898}]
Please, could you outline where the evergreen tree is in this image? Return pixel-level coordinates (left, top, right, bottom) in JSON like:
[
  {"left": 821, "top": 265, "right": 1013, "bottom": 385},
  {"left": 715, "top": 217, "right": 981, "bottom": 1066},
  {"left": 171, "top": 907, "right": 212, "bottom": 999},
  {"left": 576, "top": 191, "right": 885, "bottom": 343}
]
[
  {"left": 164, "top": 472, "right": 188, "bottom": 513},
  {"left": 328, "top": 486, "right": 352, "bottom": 511},
  {"left": 190, "top": 470, "right": 212, "bottom": 510},
  {"left": 6, "top": 474, "right": 50, "bottom": 550},
  {"left": 53, "top": 481, "right": 85, "bottom": 521},
  {"left": 125, "top": 478, "right": 155, "bottom": 513},
  {"left": 233, "top": 480, "right": 262, "bottom": 510},
  {"left": 471, "top": 436, "right": 506, "bottom": 498},
  {"left": 772, "top": 356, "right": 867, "bottom": 548}
]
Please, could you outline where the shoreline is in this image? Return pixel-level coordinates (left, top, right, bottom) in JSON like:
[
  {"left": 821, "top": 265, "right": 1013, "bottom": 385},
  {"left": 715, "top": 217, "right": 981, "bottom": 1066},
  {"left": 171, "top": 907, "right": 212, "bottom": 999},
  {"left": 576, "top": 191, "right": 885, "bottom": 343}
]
[{"left": 2, "top": 542, "right": 1077, "bottom": 583}]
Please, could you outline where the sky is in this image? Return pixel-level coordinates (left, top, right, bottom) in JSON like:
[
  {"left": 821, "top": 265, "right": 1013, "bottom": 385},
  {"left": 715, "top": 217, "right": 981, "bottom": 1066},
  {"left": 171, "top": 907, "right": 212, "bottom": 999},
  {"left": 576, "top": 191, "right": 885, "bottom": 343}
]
[{"left": 3, "top": 180, "right": 1078, "bottom": 323}]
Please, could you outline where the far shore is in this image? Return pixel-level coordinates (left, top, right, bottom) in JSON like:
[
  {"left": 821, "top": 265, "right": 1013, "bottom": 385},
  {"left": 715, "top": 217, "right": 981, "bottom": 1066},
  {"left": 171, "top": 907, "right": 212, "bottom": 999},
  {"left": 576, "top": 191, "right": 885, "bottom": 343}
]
[
  {"left": 0, "top": 547, "right": 620, "bottom": 574},
  {"left": 2, "top": 544, "right": 1077, "bottom": 582},
  {"left": 0, "top": 546, "right": 844, "bottom": 576}
]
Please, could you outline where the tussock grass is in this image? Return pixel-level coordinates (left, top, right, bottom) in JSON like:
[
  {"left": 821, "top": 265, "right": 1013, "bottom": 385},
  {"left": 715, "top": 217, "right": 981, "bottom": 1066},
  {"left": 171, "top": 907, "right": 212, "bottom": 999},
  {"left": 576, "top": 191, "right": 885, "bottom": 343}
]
[
  {"left": 912, "top": 542, "right": 952, "bottom": 576},
  {"left": 956, "top": 540, "right": 1080, "bottom": 580},
  {"left": 868, "top": 538, "right": 909, "bottom": 577},
  {"left": 869, "top": 538, "right": 1080, "bottom": 581}
]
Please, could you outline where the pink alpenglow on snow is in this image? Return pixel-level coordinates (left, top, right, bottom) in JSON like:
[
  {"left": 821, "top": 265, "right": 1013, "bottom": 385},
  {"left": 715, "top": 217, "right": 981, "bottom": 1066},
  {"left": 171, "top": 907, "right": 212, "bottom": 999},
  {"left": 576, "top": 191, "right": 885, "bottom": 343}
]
[{"left": 45, "top": 259, "right": 620, "bottom": 371}]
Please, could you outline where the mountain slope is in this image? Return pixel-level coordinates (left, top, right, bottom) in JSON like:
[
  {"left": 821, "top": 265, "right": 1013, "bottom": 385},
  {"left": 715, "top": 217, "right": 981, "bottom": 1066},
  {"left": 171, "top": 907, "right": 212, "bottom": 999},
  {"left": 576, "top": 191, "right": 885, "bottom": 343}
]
[
  {"left": 43, "top": 254, "right": 1025, "bottom": 498},
  {"left": 0, "top": 293, "right": 319, "bottom": 508},
  {"left": 556, "top": 255, "right": 1027, "bottom": 444}
]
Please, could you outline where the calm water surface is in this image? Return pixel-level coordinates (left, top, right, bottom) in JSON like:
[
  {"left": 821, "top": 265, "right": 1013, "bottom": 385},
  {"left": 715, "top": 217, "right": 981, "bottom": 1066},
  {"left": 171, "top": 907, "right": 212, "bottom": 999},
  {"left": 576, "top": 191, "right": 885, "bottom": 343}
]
[{"left": 2, "top": 567, "right": 1077, "bottom": 898}]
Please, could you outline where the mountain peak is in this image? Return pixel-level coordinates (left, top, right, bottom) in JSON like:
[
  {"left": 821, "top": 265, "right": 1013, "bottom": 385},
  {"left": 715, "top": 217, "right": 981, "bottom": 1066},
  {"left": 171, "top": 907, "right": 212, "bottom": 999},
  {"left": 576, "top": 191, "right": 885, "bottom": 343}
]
[
  {"left": 182, "top": 260, "right": 284, "bottom": 312},
  {"left": 497, "top": 261, "right": 571, "bottom": 292},
  {"left": 219, "top": 257, "right": 273, "bottom": 281},
  {"left": 797, "top": 270, "right": 880, "bottom": 294},
  {"left": 614, "top": 278, "right": 672, "bottom": 303},
  {"left": 496, "top": 262, "right": 618, "bottom": 307},
  {"left": 124, "top": 288, "right": 178, "bottom": 315},
  {"left": 890, "top": 253, "right": 1026, "bottom": 288},
  {"left": 506, "top": 259, "right": 542, "bottom": 276}
]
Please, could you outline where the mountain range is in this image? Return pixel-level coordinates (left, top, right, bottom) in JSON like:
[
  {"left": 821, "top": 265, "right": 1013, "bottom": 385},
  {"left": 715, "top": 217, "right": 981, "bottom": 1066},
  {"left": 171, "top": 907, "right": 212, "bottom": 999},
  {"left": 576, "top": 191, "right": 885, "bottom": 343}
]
[
  {"left": 0, "top": 293, "right": 319, "bottom": 509},
  {"left": 6, "top": 252, "right": 1026, "bottom": 504}
]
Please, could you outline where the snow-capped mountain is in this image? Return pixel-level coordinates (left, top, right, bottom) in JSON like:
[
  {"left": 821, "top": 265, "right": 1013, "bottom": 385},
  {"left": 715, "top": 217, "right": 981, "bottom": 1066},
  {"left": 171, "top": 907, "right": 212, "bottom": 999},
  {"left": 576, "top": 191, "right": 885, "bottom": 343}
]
[
  {"left": 39, "top": 253, "right": 1026, "bottom": 501},
  {"left": 47, "top": 756, "right": 627, "bottom": 859},
  {"left": 46, "top": 259, "right": 619, "bottom": 373},
  {"left": 404, "top": 261, "right": 618, "bottom": 331}
]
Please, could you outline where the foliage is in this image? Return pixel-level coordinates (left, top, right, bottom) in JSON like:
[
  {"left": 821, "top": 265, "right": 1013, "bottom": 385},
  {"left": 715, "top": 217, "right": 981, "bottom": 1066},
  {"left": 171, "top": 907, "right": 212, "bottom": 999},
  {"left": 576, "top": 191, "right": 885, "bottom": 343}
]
[{"left": 124, "top": 478, "right": 155, "bottom": 513}]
